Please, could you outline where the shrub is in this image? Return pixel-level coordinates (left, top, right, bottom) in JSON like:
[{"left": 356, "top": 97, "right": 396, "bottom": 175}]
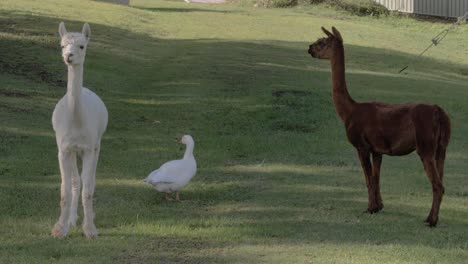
[
  {"left": 255, "top": 0, "right": 389, "bottom": 17},
  {"left": 255, "top": 0, "right": 298, "bottom": 8},
  {"left": 334, "top": 0, "right": 389, "bottom": 16},
  {"left": 307, "top": 0, "right": 327, "bottom": 3}
]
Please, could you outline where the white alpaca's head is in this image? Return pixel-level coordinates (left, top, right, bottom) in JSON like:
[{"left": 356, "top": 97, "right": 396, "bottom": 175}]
[
  {"left": 58, "top": 22, "right": 91, "bottom": 66},
  {"left": 180, "top": 135, "right": 194, "bottom": 145}
]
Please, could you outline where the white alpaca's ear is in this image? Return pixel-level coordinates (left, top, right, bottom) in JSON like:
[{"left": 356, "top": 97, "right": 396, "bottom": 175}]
[
  {"left": 82, "top": 23, "right": 91, "bottom": 42},
  {"left": 59, "top": 22, "right": 67, "bottom": 38}
]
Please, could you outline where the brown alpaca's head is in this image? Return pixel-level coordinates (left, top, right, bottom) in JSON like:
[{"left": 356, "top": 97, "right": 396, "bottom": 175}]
[{"left": 308, "top": 26, "right": 343, "bottom": 60}]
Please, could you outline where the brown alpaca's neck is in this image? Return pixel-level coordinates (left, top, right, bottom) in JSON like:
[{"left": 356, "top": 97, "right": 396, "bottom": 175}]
[{"left": 330, "top": 43, "right": 355, "bottom": 122}]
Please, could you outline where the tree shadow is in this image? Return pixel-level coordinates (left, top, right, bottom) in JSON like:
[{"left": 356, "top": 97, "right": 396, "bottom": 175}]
[
  {"left": 3, "top": 165, "right": 467, "bottom": 248},
  {"left": 132, "top": 6, "right": 237, "bottom": 13},
  {"left": 0, "top": 233, "right": 245, "bottom": 263}
]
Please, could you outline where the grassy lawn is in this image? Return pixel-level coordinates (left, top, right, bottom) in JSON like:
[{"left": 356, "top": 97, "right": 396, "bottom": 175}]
[{"left": 1, "top": 0, "right": 468, "bottom": 263}]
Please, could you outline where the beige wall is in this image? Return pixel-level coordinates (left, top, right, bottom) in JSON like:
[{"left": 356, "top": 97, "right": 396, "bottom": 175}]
[{"left": 375, "top": 0, "right": 468, "bottom": 18}]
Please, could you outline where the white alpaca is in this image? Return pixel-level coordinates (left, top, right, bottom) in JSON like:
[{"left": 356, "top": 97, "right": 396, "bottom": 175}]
[{"left": 51, "top": 22, "right": 108, "bottom": 239}]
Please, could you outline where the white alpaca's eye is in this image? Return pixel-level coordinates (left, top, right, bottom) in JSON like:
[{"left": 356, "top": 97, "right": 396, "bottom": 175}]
[
  {"left": 61, "top": 45, "right": 64, "bottom": 49},
  {"left": 80, "top": 46, "right": 84, "bottom": 49}
]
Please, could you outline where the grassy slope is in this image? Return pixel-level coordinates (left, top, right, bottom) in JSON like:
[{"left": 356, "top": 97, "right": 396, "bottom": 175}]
[{"left": 1, "top": 0, "right": 468, "bottom": 263}]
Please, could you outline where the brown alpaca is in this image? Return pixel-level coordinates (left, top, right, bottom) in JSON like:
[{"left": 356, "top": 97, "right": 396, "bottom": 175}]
[{"left": 308, "top": 27, "right": 451, "bottom": 227}]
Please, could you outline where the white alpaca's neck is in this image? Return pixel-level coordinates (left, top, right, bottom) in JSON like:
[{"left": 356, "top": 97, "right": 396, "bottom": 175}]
[
  {"left": 183, "top": 142, "right": 194, "bottom": 160},
  {"left": 67, "top": 64, "right": 83, "bottom": 119}
]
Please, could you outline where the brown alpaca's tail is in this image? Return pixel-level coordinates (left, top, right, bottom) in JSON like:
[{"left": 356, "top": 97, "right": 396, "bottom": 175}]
[{"left": 436, "top": 106, "right": 451, "bottom": 149}]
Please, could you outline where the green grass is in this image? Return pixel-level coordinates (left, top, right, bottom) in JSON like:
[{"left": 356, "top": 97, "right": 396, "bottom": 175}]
[{"left": 1, "top": 0, "right": 468, "bottom": 263}]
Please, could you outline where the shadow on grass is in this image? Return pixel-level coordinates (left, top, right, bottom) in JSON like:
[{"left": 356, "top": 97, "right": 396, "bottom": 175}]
[
  {"left": 0, "top": 233, "right": 239, "bottom": 263},
  {"left": 3, "top": 166, "right": 467, "bottom": 243},
  {"left": 132, "top": 6, "right": 236, "bottom": 13}
]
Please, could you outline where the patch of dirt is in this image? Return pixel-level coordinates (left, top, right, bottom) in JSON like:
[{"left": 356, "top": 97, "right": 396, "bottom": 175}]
[
  {"left": 185, "top": 0, "right": 226, "bottom": 3},
  {"left": 0, "top": 168, "right": 10, "bottom": 176},
  {"left": 0, "top": 61, "right": 66, "bottom": 88},
  {"left": 0, "top": 133, "right": 28, "bottom": 155},
  {"left": 272, "top": 90, "right": 312, "bottom": 97},
  {"left": 111, "top": 236, "right": 226, "bottom": 264},
  {"left": 0, "top": 90, "right": 29, "bottom": 97},
  {"left": 272, "top": 122, "right": 316, "bottom": 133},
  {"left": 0, "top": 103, "right": 33, "bottom": 114},
  {"left": 0, "top": 18, "right": 65, "bottom": 88},
  {"left": 271, "top": 89, "right": 319, "bottom": 133}
]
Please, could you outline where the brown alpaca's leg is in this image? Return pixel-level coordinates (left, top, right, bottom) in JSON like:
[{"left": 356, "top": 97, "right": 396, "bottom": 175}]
[
  {"left": 420, "top": 157, "right": 444, "bottom": 227},
  {"left": 435, "top": 146, "right": 447, "bottom": 182},
  {"left": 434, "top": 146, "right": 446, "bottom": 223},
  {"left": 372, "top": 153, "right": 384, "bottom": 211},
  {"left": 357, "top": 150, "right": 379, "bottom": 213},
  {"left": 414, "top": 110, "right": 445, "bottom": 226}
]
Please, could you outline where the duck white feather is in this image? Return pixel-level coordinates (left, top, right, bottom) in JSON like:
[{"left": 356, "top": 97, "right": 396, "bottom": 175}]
[{"left": 144, "top": 135, "right": 196, "bottom": 200}]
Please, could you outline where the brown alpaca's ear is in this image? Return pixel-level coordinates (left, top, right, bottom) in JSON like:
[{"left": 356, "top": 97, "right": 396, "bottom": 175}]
[
  {"left": 331, "top": 26, "right": 343, "bottom": 42},
  {"left": 321, "top": 27, "right": 333, "bottom": 38}
]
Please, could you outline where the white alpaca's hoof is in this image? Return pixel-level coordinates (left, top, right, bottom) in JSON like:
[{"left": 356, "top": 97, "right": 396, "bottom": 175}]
[
  {"left": 68, "top": 220, "right": 77, "bottom": 228},
  {"left": 51, "top": 223, "right": 68, "bottom": 238},
  {"left": 68, "top": 214, "right": 78, "bottom": 228},
  {"left": 83, "top": 223, "right": 98, "bottom": 239}
]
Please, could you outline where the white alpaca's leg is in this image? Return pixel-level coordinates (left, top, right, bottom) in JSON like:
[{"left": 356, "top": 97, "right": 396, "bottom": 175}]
[
  {"left": 69, "top": 153, "right": 80, "bottom": 228},
  {"left": 81, "top": 147, "right": 100, "bottom": 238},
  {"left": 52, "top": 151, "right": 74, "bottom": 238}
]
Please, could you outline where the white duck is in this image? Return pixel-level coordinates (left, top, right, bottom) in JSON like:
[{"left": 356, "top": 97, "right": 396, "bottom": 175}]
[{"left": 143, "top": 135, "right": 197, "bottom": 201}]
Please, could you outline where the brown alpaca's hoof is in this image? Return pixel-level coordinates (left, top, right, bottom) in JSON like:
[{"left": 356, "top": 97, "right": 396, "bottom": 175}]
[
  {"left": 425, "top": 216, "right": 438, "bottom": 227},
  {"left": 377, "top": 202, "right": 384, "bottom": 211},
  {"left": 367, "top": 208, "right": 382, "bottom": 214},
  {"left": 366, "top": 204, "right": 383, "bottom": 214}
]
